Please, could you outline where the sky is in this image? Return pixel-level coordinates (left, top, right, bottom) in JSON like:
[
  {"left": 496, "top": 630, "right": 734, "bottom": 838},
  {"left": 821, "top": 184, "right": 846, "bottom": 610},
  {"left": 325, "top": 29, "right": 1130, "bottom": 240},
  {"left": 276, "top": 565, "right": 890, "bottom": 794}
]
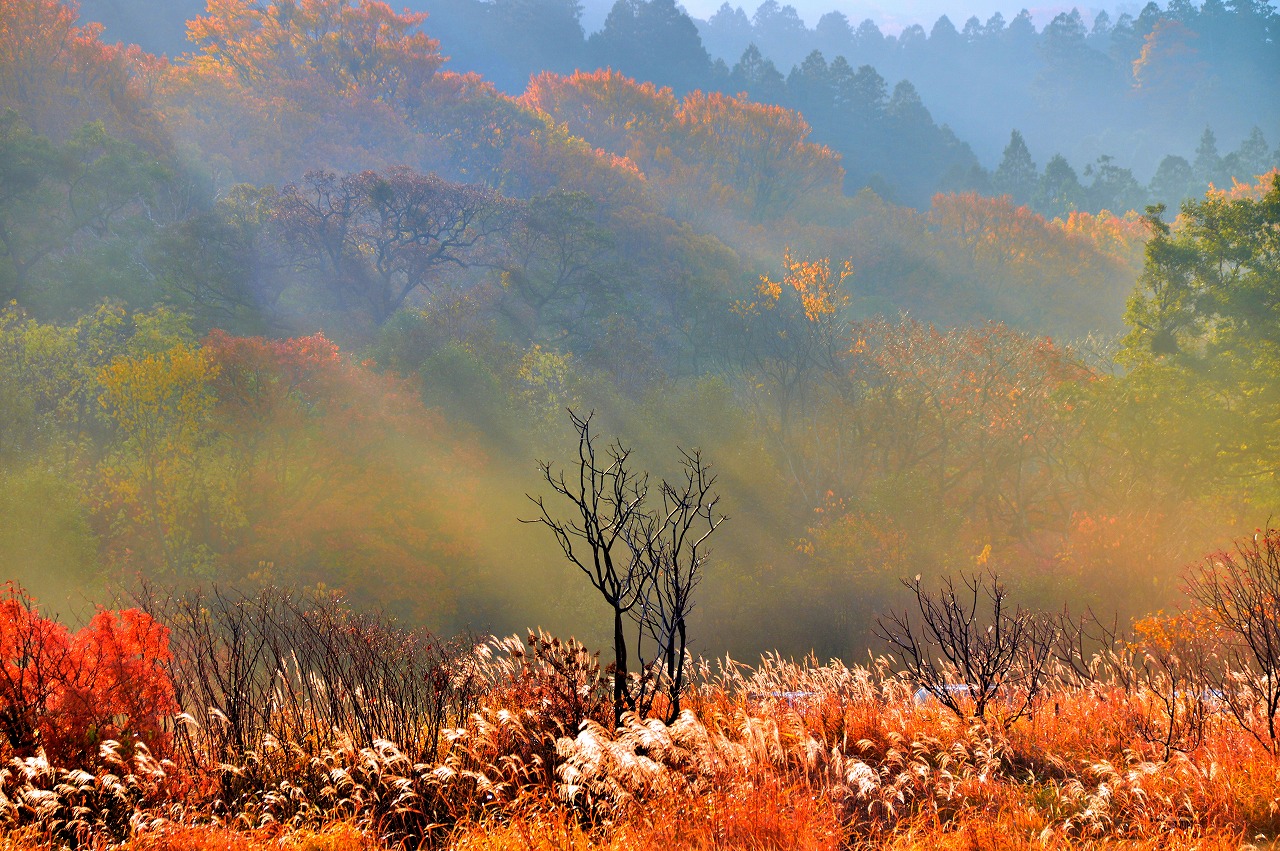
[{"left": 579, "top": 0, "right": 1135, "bottom": 33}]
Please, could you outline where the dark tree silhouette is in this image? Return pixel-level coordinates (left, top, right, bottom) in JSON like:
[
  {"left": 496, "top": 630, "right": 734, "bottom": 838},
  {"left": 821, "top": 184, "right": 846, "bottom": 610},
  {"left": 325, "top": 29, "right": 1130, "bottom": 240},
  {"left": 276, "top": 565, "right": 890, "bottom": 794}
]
[
  {"left": 273, "top": 167, "right": 513, "bottom": 325},
  {"left": 1186, "top": 528, "right": 1280, "bottom": 755},
  {"left": 876, "top": 571, "right": 1057, "bottom": 723},
  {"left": 527, "top": 410, "right": 724, "bottom": 724}
]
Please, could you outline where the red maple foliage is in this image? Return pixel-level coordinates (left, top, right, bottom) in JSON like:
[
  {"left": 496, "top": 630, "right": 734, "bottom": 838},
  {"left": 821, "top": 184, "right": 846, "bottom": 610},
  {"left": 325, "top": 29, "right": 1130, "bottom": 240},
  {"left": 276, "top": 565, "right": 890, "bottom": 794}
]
[{"left": 0, "top": 584, "right": 176, "bottom": 766}]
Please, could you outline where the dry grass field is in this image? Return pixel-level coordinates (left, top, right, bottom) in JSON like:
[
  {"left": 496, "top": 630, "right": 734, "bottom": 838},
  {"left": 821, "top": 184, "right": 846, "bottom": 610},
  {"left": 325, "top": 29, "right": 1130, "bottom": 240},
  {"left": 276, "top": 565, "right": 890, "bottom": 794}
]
[{"left": 1, "top": 619, "right": 1279, "bottom": 851}]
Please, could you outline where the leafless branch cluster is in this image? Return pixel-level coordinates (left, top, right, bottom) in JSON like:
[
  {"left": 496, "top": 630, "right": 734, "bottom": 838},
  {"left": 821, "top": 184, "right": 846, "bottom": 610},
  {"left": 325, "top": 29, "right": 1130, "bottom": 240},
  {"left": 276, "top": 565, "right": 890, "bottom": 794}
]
[
  {"left": 1186, "top": 528, "right": 1280, "bottom": 755},
  {"left": 1047, "top": 529, "right": 1280, "bottom": 758},
  {"left": 1054, "top": 605, "right": 1224, "bottom": 757},
  {"left": 136, "top": 584, "right": 475, "bottom": 768},
  {"left": 526, "top": 410, "right": 725, "bottom": 725},
  {"left": 273, "top": 167, "right": 514, "bottom": 324},
  {"left": 875, "top": 571, "right": 1057, "bottom": 723}
]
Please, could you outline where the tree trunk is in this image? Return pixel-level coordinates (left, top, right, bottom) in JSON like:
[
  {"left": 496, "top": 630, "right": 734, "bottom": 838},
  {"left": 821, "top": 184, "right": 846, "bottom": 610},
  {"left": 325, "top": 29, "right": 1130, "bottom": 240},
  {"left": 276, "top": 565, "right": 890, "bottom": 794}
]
[{"left": 612, "top": 606, "right": 629, "bottom": 727}]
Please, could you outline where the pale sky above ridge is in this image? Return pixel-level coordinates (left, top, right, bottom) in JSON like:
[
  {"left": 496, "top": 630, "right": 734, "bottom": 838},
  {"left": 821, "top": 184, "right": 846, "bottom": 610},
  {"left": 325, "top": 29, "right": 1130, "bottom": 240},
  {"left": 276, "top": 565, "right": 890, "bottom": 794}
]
[{"left": 580, "top": 0, "right": 1136, "bottom": 35}]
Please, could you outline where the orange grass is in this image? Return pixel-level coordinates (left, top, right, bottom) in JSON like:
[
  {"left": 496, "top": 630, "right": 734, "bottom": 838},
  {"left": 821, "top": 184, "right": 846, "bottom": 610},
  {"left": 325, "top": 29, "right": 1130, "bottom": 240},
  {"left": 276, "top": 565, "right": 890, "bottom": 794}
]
[
  {"left": 2, "top": 641, "right": 1279, "bottom": 849},
  {"left": 125, "top": 823, "right": 379, "bottom": 851}
]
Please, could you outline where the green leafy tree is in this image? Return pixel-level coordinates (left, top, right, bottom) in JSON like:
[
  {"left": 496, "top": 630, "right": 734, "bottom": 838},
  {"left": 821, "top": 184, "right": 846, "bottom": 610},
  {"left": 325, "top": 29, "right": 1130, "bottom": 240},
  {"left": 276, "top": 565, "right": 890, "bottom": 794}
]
[
  {"left": 1033, "top": 154, "right": 1084, "bottom": 218},
  {"left": 1193, "top": 127, "right": 1224, "bottom": 186},
  {"left": 148, "top": 184, "right": 282, "bottom": 334},
  {"left": 486, "top": 0, "right": 586, "bottom": 89},
  {"left": 1123, "top": 174, "right": 1280, "bottom": 499},
  {"left": 1083, "top": 154, "right": 1147, "bottom": 213},
  {"left": 1149, "top": 154, "right": 1197, "bottom": 207},
  {"left": 0, "top": 113, "right": 166, "bottom": 308},
  {"left": 1225, "top": 127, "right": 1273, "bottom": 182},
  {"left": 96, "top": 341, "right": 224, "bottom": 577},
  {"left": 589, "top": 0, "right": 711, "bottom": 92},
  {"left": 993, "top": 130, "right": 1037, "bottom": 207},
  {"left": 497, "top": 191, "right": 622, "bottom": 349}
]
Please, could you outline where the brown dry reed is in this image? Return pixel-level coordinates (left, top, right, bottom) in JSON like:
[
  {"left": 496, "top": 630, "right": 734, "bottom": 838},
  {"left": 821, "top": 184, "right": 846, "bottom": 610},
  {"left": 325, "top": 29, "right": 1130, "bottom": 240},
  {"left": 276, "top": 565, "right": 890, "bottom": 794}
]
[{"left": 3, "top": 586, "right": 1280, "bottom": 850}]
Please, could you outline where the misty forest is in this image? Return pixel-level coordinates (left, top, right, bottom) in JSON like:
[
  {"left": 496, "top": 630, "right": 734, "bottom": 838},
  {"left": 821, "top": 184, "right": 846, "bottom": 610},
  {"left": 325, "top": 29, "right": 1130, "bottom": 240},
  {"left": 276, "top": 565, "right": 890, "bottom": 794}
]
[{"left": 1, "top": 0, "right": 1279, "bottom": 847}]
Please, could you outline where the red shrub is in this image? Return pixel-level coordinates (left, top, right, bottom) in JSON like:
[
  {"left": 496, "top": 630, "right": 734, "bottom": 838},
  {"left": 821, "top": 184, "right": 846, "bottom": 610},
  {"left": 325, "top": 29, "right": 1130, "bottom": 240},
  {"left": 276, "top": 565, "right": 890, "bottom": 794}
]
[{"left": 0, "top": 584, "right": 176, "bottom": 766}]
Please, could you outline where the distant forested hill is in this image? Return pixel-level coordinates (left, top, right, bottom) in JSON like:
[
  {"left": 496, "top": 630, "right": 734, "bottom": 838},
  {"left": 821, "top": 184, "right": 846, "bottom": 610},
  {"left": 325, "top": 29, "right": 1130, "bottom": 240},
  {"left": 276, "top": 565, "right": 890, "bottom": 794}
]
[
  {"left": 77, "top": 0, "right": 1279, "bottom": 209},
  {"left": 4, "top": 0, "right": 1277, "bottom": 662}
]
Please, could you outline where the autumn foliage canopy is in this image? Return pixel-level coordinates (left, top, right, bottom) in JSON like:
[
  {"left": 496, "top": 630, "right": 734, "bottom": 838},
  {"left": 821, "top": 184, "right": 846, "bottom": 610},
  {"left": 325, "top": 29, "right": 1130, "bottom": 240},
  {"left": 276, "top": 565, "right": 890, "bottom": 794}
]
[{"left": 0, "top": 585, "right": 176, "bottom": 767}]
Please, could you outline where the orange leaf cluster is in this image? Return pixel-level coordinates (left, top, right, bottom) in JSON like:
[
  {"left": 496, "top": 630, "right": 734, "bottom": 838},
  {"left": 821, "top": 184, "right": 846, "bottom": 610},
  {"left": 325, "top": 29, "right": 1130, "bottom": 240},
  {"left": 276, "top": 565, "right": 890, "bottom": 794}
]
[
  {"left": 759, "top": 248, "right": 853, "bottom": 322},
  {"left": 523, "top": 69, "right": 843, "bottom": 221},
  {"left": 0, "top": 0, "right": 162, "bottom": 145},
  {"left": 0, "top": 584, "right": 176, "bottom": 766}
]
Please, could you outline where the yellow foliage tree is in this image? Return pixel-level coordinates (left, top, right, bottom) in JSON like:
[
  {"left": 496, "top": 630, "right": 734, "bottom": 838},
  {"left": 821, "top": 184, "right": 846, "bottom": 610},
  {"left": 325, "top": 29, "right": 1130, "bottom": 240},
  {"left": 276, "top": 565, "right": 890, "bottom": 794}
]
[{"left": 96, "top": 344, "right": 225, "bottom": 576}]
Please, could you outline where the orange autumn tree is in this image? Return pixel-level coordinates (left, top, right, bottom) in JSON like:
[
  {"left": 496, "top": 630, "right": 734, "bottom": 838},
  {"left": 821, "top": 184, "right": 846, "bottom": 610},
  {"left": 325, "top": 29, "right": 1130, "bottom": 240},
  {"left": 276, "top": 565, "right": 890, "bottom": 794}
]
[
  {"left": 1060, "top": 208, "right": 1148, "bottom": 259},
  {"left": 202, "top": 331, "right": 483, "bottom": 623},
  {"left": 924, "top": 193, "right": 1145, "bottom": 335},
  {"left": 671, "top": 91, "right": 843, "bottom": 220},
  {"left": 791, "top": 320, "right": 1097, "bottom": 605},
  {"left": 498, "top": 119, "right": 645, "bottom": 203},
  {"left": 164, "top": 0, "right": 543, "bottom": 185},
  {"left": 522, "top": 70, "right": 842, "bottom": 221},
  {"left": 164, "top": 0, "right": 448, "bottom": 181},
  {"left": 1130, "top": 19, "right": 1208, "bottom": 113},
  {"left": 414, "top": 69, "right": 542, "bottom": 183},
  {"left": 733, "top": 249, "right": 856, "bottom": 507},
  {"left": 90, "top": 328, "right": 484, "bottom": 624},
  {"left": 0, "top": 0, "right": 163, "bottom": 146},
  {"left": 854, "top": 320, "right": 1091, "bottom": 537},
  {"left": 183, "top": 0, "right": 442, "bottom": 99},
  {"left": 517, "top": 70, "right": 691, "bottom": 213},
  {"left": 521, "top": 68, "right": 678, "bottom": 160},
  {"left": 737, "top": 249, "right": 853, "bottom": 439},
  {"left": 0, "top": 584, "right": 176, "bottom": 767},
  {"left": 841, "top": 192, "right": 1144, "bottom": 339}
]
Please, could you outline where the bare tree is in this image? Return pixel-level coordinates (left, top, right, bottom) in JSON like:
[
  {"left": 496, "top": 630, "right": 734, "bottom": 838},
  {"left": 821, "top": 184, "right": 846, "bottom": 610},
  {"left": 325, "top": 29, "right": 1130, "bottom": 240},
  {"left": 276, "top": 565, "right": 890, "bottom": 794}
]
[
  {"left": 135, "top": 584, "right": 468, "bottom": 771},
  {"left": 1186, "top": 528, "right": 1280, "bottom": 756},
  {"left": 1053, "top": 606, "right": 1224, "bottom": 759},
  {"left": 1050, "top": 606, "right": 1126, "bottom": 689},
  {"left": 273, "top": 167, "right": 514, "bottom": 324},
  {"left": 626, "top": 447, "right": 723, "bottom": 722},
  {"left": 527, "top": 411, "right": 724, "bottom": 725},
  {"left": 875, "top": 571, "right": 1057, "bottom": 723},
  {"left": 1131, "top": 614, "right": 1221, "bottom": 759}
]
